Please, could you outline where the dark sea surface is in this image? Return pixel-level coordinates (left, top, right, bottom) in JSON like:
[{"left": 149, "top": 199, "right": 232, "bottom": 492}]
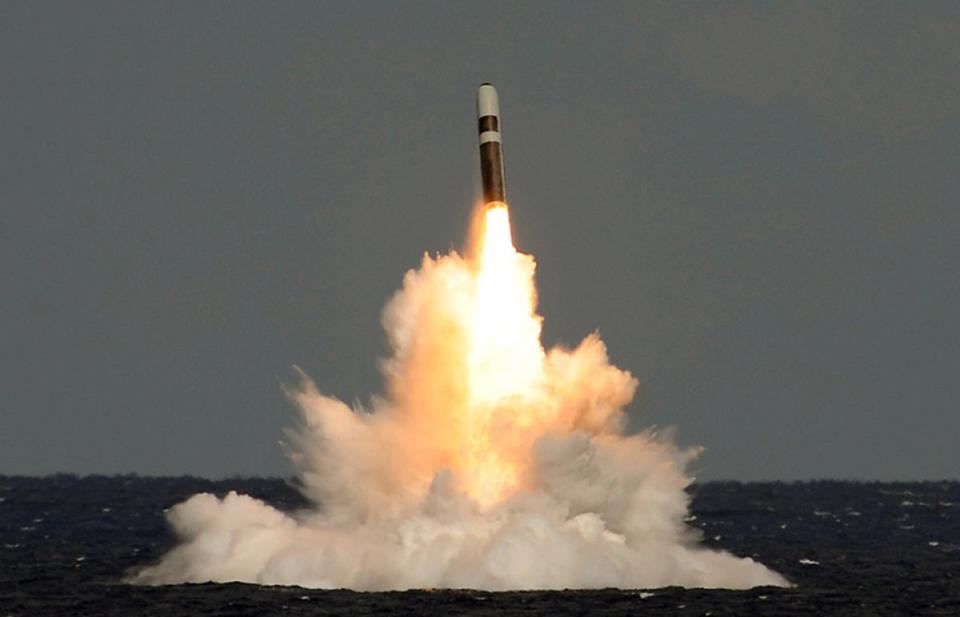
[{"left": 1, "top": 476, "right": 957, "bottom": 616}]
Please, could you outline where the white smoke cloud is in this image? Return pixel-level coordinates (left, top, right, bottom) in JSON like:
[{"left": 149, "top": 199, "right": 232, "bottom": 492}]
[{"left": 131, "top": 245, "right": 788, "bottom": 590}]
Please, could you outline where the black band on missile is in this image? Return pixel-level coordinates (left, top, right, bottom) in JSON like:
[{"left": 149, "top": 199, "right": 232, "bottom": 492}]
[{"left": 478, "top": 115, "right": 499, "bottom": 133}]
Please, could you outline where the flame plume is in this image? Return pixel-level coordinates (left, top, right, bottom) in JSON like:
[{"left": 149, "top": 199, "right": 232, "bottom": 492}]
[{"left": 460, "top": 203, "right": 545, "bottom": 505}]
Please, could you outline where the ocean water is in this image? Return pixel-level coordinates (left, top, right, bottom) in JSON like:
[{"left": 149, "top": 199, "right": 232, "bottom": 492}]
[{"left": 1, "top": 476, "right": 957, "bottom": 615}]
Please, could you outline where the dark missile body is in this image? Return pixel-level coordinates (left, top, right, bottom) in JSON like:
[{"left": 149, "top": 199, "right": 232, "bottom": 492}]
[{"left": 477, "top": 83, "right": 506, "bottom": 205}]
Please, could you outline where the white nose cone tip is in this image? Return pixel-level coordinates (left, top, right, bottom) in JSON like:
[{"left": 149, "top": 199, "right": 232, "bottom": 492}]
[
  {"left": 477, "top": 83, "right": 500, "bottom": 118},
  {"left": 477, "top": 84, "right": 501, "bottom": 145}
]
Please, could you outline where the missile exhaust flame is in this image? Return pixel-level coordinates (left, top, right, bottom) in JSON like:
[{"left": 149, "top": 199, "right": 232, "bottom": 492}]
[{"left": 129, "top": 85, "right": 788, "bottom": 591}]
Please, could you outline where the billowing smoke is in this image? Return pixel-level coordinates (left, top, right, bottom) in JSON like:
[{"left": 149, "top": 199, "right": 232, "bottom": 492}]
[{"left": 131, "top": 207, "right": 788, "bottom": 590}]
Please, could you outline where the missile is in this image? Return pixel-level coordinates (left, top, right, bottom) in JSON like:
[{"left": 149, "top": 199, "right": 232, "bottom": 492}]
[{"left": 476, "top": 83, "right": 506, "bottom": 206}]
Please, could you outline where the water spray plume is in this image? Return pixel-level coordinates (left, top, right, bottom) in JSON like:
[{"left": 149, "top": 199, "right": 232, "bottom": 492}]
[{"left": 131, "top": 201, "right": 788, "bottom": 589}]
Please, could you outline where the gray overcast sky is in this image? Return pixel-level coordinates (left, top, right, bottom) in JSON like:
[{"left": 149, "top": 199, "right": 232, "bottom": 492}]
[{"left": 2, "top": 2, "right": 958, "bottom": 480}]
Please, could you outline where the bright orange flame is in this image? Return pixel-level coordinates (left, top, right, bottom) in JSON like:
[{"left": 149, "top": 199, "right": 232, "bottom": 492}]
[{"left": 456, "top": 202, "right": 546, "bottom": 506}]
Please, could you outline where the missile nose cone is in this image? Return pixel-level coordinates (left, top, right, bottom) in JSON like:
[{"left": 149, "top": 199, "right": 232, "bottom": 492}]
[{"left": 477, "top": 84, "right": 500, "bottom": 118}]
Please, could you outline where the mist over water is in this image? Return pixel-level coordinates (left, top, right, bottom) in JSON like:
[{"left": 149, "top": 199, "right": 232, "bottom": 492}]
[{"left": 132, "top": 208, "right": 787, "bottom": 590}]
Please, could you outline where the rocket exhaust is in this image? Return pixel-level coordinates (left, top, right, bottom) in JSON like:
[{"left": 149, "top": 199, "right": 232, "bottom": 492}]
[{"left": 477, "top": 83, "right": 506, "bottom": 206}]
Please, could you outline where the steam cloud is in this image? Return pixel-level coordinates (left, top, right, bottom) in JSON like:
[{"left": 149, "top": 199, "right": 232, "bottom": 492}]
[{"left": 131, "top": 236, "right": 788, "bottom": 590}]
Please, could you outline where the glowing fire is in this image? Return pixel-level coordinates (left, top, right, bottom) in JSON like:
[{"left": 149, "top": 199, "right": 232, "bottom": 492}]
[{"left": 457, "top": 202, "right": 547, "bottom": 506}]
